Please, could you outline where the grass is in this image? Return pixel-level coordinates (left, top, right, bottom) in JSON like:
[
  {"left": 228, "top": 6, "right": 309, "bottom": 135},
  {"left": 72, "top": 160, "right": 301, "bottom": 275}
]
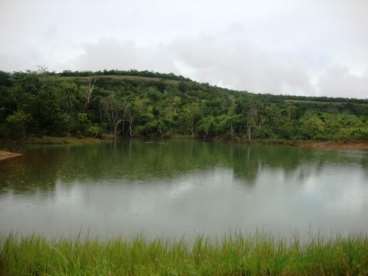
[{"left": 1, "top": 235, "right": 368, "bottom": 275}]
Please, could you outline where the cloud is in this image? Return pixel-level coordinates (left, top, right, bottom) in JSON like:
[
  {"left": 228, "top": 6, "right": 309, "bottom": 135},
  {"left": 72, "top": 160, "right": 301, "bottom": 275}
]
[
  {"left": 70, "top": 38, "right": 177, "bottom": 74},
  {"left": 0, "top": 0, "right": 367, "bottom": 98},
  {"left": 68, "top": 34, "right": 325, "bottom": 97},
  {"left": 317, "top": 66, "right": 368, "bottom": 98}
]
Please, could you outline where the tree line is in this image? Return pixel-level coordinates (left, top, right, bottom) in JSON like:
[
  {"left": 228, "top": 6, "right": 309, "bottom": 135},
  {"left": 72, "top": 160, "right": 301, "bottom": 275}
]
[{"left": 1, "top": 70, "right": 368, "bottom": 141}]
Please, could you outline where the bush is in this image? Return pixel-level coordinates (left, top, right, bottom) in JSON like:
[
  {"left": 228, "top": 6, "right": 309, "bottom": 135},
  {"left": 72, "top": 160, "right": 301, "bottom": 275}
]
[
  {"left": 5, "top": 111, "right": 31, "bottom": 138},
  {"left": 87, "top": 125, "right": 103, "bottom": 138}
]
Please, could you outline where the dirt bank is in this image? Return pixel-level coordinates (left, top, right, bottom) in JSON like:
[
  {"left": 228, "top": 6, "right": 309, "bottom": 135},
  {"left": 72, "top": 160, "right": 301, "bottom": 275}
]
[
  {"left": 0, "top": 151, "right": 22, "bottom": 162},
  {"left": 25, "top": 135, "right": 113, "bottom": 145},
  {"left": 214, "top": 137, "right": 368, "bottom": 151},
  {"left": 299, "top": 141, "right": 368, "bottom": 151}
]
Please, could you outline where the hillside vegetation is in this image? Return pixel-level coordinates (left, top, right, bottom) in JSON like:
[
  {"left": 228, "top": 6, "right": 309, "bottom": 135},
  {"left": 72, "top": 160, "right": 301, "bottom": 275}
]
[{"left": 1, "top": 70, "right": 368, "bottom": 141}]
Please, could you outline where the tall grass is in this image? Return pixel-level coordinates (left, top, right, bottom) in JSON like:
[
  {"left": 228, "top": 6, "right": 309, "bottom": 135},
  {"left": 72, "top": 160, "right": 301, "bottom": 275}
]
[{"left": 1, "top": 234, "right": 368, "bottom": 275}]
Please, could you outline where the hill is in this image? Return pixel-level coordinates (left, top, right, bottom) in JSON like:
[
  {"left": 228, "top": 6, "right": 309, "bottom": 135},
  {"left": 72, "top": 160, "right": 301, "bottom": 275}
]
[{"left": 1, "top": 70, "right": 368, "bottom": 141}]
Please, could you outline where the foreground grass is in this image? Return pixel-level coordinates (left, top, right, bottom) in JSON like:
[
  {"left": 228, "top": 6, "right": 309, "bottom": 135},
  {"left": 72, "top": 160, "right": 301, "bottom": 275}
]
[{"left": 1, "top": 235, "right": 368, "bottom": 275}]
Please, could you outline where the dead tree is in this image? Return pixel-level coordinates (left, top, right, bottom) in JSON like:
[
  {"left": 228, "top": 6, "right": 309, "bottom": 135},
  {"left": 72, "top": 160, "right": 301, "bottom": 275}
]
[{"left": 84, "top": 78, "right": 95, "bottom": 111}]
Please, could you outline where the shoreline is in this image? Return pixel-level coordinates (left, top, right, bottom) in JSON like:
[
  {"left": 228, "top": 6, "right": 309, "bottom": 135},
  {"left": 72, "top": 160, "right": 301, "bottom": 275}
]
[
  {"left": 297, "top": 140, "right": 368, "bottom": 151},
  {"left": 0, "top": 151, "right": 22, "bottom": 162},
  {"left": 1, "top": 135, "right": 368, "bottom": 151},
  {"left": 0, "top": 136, "right": 113, "bottom": 162},
  {"left": 212, "top": 137, "right": 368, "bottom": 151},
  {"left": 25, "top": 135, "right": 113, "bottom": 145},
  {"left": 0, "top": 135, "right": 113, "bottom": 146}
]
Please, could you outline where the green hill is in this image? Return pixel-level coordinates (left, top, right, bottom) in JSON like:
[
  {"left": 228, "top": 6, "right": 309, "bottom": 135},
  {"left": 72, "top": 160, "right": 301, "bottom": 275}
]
[{"left": 1, "top": 70, "right": 368, "bottom": 141}]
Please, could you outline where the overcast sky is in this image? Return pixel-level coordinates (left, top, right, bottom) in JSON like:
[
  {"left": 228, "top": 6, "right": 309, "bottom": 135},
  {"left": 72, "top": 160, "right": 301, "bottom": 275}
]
[{"left": 1, "top": 0, "right": 367, "bottom": 98}]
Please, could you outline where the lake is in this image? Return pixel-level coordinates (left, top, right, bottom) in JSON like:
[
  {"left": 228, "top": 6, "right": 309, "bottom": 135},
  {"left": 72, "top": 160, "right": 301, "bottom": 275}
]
[{"left": 1, "top": 139, "right": 368, "bottom": 240}]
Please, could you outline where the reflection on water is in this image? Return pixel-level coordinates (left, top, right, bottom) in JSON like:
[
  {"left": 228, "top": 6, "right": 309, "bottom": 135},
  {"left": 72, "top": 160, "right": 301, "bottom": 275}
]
[{"left": 1, "top": 139, "right": 368, "bottom": 239}]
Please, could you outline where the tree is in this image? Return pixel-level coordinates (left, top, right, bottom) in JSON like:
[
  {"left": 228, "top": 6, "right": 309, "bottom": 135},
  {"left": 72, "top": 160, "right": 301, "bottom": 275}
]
[
  {"left": 6, "top": 110, "right": 31, "bottom": 138},
  {"left": 197, "top": 116, "right": 216, "bottom": 138},
  {"left": 246, "top": 104, "right": 258, "bottom": 141},
  {"left": 182, "top": 103, "right": 200, "bottom": 136},
  {"left": 1, "top": 70, "right": 368, "bottom": 142},
  {"left": 300, "top": 113, "right": 326, "bottom": 139},
  {"left": 84, "top": 78, "right": 95, "bottom": 111},
  {"left": 101, "top": 94, "right": 126, "bottom": 142}
]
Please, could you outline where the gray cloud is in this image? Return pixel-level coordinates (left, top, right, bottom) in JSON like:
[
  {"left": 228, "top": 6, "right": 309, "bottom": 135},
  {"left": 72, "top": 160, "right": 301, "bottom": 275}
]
[
  {"left": 317, "top": 66, "right": 368, "bottom": 98},
  {"left": 0, "top": 0, "right": 367, "bottom": 98}
]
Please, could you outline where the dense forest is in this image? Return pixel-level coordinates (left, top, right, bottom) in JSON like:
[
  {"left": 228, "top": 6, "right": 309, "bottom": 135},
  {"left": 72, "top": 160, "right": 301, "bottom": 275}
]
[{"left": 1, "top": 70, "right": 368, "bottom": 141}]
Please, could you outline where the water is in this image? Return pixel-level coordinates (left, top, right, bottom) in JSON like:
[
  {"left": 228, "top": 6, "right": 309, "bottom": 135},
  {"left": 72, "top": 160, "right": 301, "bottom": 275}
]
[{"left": 1, "top": 139, "right": 368, "bottom": 240}]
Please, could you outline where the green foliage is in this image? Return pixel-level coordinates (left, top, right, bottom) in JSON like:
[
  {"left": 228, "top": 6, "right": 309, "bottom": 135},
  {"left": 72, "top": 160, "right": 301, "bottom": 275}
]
[
  {"left": 5, "top": 110, "right": 31, "bottom": 138},
  {"left": 87, "top": 125, "right": 103, "bottom": 138},
  {"left": 1, "top": 70, "right": 368, "bottom": 140},
  {"left": 300, "top": 112, "right": 326, "bottom": 139},
  {"left": 76, "top": 112, "right": 91, "bottom": 135}
]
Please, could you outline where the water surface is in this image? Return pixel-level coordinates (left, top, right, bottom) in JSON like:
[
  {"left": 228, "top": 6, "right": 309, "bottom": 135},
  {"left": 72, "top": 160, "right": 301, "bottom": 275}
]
[{"left": 1, "top": 139, "right": 368, "bottom": 239}]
